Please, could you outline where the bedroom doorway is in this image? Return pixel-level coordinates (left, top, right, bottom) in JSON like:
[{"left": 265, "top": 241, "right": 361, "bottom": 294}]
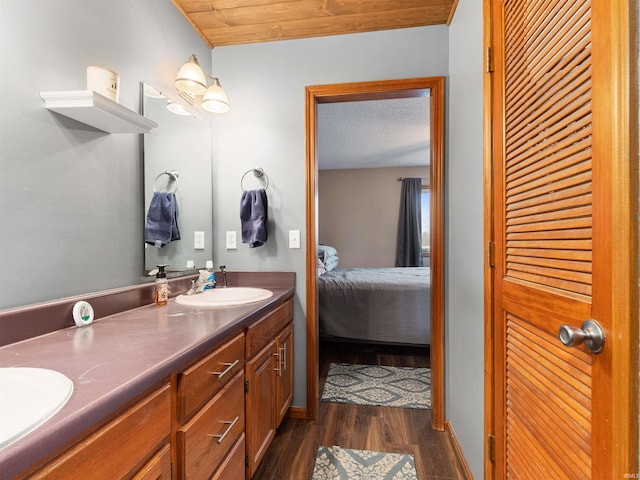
[{"left": 305, "top": 77, "right": 445, "bottom": 430}]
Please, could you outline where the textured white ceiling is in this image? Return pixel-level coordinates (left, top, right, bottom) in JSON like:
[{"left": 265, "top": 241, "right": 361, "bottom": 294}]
[{"left": 317, "top": 96, "right": 430, "bottom": 170}]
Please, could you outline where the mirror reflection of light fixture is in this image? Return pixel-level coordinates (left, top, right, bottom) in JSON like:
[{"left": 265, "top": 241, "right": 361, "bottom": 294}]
[
  {"left": 174, "top": 54, "right": 207, "bottom": 96},
  {"left": 143, "top": 84, "right": 165, "bottom": 99},
  {"left": 201, "top": 78, "right": 230, "bottom": 113},
  {"left": 167, "top": 100, "right": 190, "bottom": 116},
  {"left": 174, "top": 53, "right": 230, "bottom": 114}
]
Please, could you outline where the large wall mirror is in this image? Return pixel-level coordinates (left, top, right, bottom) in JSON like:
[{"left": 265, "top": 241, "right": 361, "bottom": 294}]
[{"left": 142, "top": 82, "right": 213, "bottom": 275}]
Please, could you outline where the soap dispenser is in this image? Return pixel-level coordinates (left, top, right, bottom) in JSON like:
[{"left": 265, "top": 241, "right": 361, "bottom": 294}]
[{"left": 155, "top": 264, "right": 169, "bottom": 306}]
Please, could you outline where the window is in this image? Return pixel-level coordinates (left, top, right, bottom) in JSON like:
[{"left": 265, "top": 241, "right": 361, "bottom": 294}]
[{"left": 421, "top": 188, "right": 430, "bottom": 255}]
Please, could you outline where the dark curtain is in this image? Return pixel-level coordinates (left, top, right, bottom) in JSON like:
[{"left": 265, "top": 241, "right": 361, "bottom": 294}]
[{"left": 395, "top": 178, "right": 423, "bottom": 267}]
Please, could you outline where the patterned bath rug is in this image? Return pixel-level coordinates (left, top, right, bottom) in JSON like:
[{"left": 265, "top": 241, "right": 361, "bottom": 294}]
[
  {"left": 321, "top": 363, "right": 431, "bottom": 409},
  {"left": 311, "top": 446, "right": 418, "bottom": 480}
]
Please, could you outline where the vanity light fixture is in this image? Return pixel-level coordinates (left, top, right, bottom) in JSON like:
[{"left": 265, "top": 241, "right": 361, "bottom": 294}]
[
  {"left": 174, "top": 54, "right": 207, "bottom": 96},
  {"left": 174, "top": 53, "right": 230, "bottom": 114},
  {"left": 201, "top": 77, "right": 230, "bottom": 113}
]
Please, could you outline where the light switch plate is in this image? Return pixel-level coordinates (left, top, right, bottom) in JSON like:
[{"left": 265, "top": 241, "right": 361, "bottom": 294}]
[
  {"left": 226, "top": 231, "right": 237, "bottom": 249},
  {"left": 289, "top": 230, "right": 301, "bottom": 249},
  {"left": 194, "top": 231, "right": 205, "bottom": 250}
]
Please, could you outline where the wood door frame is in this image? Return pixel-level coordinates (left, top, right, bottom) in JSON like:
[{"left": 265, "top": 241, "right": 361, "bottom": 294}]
[
  {"left": 304, "top": 77, "right": 446, "bottom": 429},
  {"left": 483, "top": 1, "right": 495, "bottom": 478},
  {"left": 483, "top": 1, "right": 639, "bottom": 477}
]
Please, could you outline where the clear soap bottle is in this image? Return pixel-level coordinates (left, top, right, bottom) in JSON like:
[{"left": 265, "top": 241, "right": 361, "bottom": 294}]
[{"left": 155, "top": 265, "right": 168, "bottom": 306}]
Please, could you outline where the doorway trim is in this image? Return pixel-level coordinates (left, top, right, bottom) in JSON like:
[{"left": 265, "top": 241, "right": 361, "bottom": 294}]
[{"left": 304, "top": 77, "right": 446, "bottom": 430}]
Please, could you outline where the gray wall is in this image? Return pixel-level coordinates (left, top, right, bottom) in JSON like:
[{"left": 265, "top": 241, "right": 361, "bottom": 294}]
[
  {"left": 0, "top": 0, "right": 211, "bottom": 309},
  {"left": 318, "top": 166, "right": 429, "bottom": 268},
  {"left": 447, "top": 0, "right": 485, "bottom": 477},
  {"left": 209, "top": 26, "right": 449, "bottom": 408}
]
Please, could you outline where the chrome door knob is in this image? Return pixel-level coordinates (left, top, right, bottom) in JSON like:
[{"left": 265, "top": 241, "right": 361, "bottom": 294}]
[{"left": 558, "top": 320, "right": 605, "bottom": 353}]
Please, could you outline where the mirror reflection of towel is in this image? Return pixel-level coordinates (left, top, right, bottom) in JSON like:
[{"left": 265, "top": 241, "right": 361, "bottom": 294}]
[
  {"left": 145, "top": 192, "right": 180, "bottom": 248},
  {"left": 240, "top": 189, "right": 268, "bottom": 248}
]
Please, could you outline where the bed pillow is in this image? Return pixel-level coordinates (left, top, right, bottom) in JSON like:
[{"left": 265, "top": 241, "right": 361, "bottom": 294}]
[
  {"left": 323, "top": 257, "right": 339, "bottom": 272},
  {"left": 318, "top": 244, "right": 339, "bottom": 271},
  {"left": 317, "top": 244, "right": 338, "bottom": 262}
]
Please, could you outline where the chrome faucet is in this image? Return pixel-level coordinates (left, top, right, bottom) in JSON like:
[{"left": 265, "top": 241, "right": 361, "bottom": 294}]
[
  {"left": 185, "top": 278, "right": 214, "bottom": 295},
  {"left": 219, "top": 265, "right": 229, "bottom": 287}
]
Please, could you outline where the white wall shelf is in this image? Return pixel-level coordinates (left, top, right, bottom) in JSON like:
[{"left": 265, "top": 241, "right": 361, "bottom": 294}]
[{"left": 40, "top": 90, "right": 158, "bottom": 134}]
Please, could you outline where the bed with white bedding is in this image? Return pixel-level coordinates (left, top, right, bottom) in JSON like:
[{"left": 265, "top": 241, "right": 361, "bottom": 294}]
[{"left": 317, "top": 265, "right": 431, "bottom": 346}]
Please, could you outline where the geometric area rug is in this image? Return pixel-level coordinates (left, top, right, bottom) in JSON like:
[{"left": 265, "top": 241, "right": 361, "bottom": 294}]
[
  {"left": 311, "top": 446, "right": 418, "bottom": 480},
  {"left": 321, "top": 363, "right": 431, "bottom": 409}
]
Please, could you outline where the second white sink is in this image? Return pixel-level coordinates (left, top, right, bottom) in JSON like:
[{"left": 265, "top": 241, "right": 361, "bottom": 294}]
[{"left": 175, "top": 287, "right": 273, "bottom": 307}]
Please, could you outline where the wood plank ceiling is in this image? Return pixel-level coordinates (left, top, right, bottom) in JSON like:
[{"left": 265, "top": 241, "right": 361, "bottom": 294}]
[{"left": 172, "top": 0, "right": 458, "bottom": 46}]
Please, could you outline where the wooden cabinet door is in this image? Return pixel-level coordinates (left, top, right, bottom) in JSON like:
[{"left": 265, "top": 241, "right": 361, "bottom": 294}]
[
  {"left": 275, "top": 323, "right": 294, "bottom": 426},
  {"left": 245, "top": 340, "right": 277, "bottom": 479},
  {"left": 487, "top": 0, "right": 637, "bottom": 478}
]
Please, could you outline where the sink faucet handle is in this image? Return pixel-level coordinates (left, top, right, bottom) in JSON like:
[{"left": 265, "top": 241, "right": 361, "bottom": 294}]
[{"left": 219, "top": 265, "right": 229, "bottom": 287}]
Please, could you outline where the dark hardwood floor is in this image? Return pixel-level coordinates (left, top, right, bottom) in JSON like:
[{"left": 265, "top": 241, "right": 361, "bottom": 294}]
[{"left": 252, "top": 341, "right": 469, "bottom": 479}]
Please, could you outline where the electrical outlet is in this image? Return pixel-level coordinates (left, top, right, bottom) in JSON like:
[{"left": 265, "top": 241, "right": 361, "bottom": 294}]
[
  {"left": 194, "top": 231, "right": 205, "bottom": 250},
  {"left": 226, "top": 231, "right": 237, "bottom": 249},
  {"left": 289, "top": 230, "right": 301, "bottom": 249}
]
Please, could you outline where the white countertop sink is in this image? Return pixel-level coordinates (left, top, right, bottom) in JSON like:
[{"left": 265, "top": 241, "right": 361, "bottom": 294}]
[
  {"left": 0, "top": 368, "right": 74, "bottom": 450},
  {"left": 175, "top": 287, "right": 273, "bottom": 307}
]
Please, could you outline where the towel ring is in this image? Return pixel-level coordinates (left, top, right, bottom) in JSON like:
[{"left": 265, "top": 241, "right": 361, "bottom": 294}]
[
  {"left": 240, "top": 168, "right": 269, "bottom": 191},
  {"left": 153, "top": 170, "right": 179, "bottom": 193}
]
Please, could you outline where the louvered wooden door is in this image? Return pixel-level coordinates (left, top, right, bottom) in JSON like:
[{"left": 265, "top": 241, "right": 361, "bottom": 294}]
[{"left": 488, "top": 0, "right": 637, "bottom": 478}]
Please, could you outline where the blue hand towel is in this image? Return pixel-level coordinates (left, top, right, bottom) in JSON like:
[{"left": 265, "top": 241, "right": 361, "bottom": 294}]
[
  {"left": 145, "top": 192, "right": 181, "bottom": 248},
  {"left": 240, "top": 189, "right": 268, "bottom": 248}
]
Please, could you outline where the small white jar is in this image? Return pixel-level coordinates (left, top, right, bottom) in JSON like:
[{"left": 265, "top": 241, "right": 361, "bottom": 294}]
[{"left": 86, "top": 66, "right": 119, "bottom": 102}]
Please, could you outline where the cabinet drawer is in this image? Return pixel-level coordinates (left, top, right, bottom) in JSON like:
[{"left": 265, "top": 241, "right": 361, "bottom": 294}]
[
  {"left": 246, "top": 299, "right": 293, "bottom": 358},
  {"left": 131, "top": 444, "right": 171, "bottom": 480},
  {"left": 177, "top": 332, "right": 244, "bottom": 423},
  {"left": 177, "top": 372, "right": 245, "bottom": 480},
  {"left": 210, "top": 434, "right": 245, "bottom": 480},
  {"left": 29, "top": 384, "right": 171, "bottom": 480}
]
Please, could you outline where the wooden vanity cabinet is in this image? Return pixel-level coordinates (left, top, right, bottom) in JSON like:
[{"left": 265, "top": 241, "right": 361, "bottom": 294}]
[
  {"left": 27, "top": 384, "right": 171, "bottom": 480},
  {"left": 174, "top": 332, "right": 246, "bottom": 480},
  {"left": 176, "top": 372, "right": 245, "bottom": 479},
  {"left": 132, "top": 444, "right": 172, "bottom": 480},
  {"left": 20, "top": 297, "right": 293, "bottom": 480},
  {"left": 275, "top": 322, "right": 293, "bottom": 426},
  {"left": 245, "top": 339, "right": 277, "bottom": 477},
  {"left": 245, "top": 299, "right": 294, "bottom": 478},
  {"left": 176, "top": 333, "right": 245, "bottom": 424},
  {"left": 210, "top": 434, "right": 246, "bottom": 480}
]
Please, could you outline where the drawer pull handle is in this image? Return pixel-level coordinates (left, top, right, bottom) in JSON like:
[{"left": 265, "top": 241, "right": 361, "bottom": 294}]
[
  {"left": 280, "top": 344, "right": 286, "bottom": 371},
  {"left": 209, "top": 416, "right": 239, "bottom": 444},
  {"left": 273, "top": 351, "right": 281, "bottom": 376},
  {"left": 209, "top": 360, "right": 240, "bottom": 379}
]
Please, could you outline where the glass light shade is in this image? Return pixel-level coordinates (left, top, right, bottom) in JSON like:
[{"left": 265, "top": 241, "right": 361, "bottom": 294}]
[
  {"left": 174, "top": 54, "right": 207, "bottom": 96},
  {"left": 167, "top": 100, "right": 190, "bottom": 116},
  {"left": 201, "top": 78, "right": 230, "bottom": 113}
]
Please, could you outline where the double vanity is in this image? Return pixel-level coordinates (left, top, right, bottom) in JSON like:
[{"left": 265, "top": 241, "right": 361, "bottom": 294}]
[{"left": 0, "top": 272, "right": 295, "bottom": 480}]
